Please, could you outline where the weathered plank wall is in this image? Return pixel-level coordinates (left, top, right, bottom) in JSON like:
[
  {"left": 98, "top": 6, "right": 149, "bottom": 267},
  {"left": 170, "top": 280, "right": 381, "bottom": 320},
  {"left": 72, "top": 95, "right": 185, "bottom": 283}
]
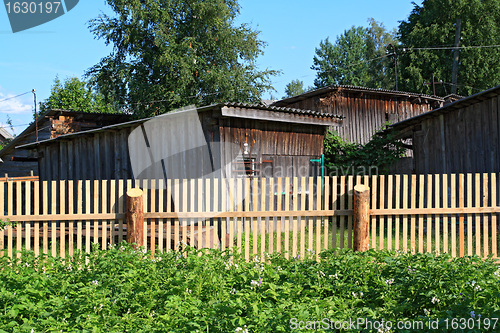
[
  {"left": 412, "top": 95, "right": 500, "bottom": 174},
  {"left": 275, "top": 89, "right": 440, "bottom": 144},
  {"left": 219, "top": 117, "right": 324, "bottom": 179},
  {"left": 0, "top": 119, "right": 52, "bottom": 177}
]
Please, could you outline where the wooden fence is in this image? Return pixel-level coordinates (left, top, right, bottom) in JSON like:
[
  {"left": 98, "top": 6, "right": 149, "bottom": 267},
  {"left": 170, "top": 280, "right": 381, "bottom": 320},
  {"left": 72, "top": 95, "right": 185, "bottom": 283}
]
[{"left": 0, "top": 174, "right": 498, "bottom": 261}]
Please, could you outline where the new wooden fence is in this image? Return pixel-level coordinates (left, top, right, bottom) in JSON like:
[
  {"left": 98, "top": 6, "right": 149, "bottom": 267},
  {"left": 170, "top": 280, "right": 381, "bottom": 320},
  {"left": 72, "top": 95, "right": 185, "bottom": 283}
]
[{"left": 0, "top": 174, "right": 498, "bottom": 261}]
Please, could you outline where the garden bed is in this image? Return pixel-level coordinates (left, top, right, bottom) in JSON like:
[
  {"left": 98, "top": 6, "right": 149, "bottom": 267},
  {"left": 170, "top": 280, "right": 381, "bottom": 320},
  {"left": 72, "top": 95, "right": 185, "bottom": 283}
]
[{"left": 0, "top": 245, "right": 499, "bottom": 332}]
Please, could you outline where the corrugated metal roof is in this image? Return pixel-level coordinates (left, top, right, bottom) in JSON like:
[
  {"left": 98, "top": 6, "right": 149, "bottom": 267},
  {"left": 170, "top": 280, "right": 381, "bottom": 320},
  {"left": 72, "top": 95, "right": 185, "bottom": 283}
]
[
  {"left": 17, "top": 103, "right": 342, "bottom": 149},
  {"left": 390, "top": 85, "right": 500, "bottom": 131},
  {"left": 272, "top": 84, "right": 445, "bottom": 107},
  {"left": 0, "top": 127, "right": 14, "bottom": 140},
  {"left": 222, "top": 102, "right": 343, "bottom": 119}
]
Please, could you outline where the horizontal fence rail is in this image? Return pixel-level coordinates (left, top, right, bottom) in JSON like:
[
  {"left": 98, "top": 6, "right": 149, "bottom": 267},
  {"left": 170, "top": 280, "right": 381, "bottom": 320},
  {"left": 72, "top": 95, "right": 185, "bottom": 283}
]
[{"left": 0, "top": 174, "right": 498, "bottom": 261}]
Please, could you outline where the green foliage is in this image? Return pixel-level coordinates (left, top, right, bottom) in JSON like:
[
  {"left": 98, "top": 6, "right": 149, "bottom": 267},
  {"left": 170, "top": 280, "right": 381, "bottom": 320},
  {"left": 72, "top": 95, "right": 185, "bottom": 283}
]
[
  {"left": 398, "top": 0, "right": 500, "bottom": 96},
  {"left": 283, "top": 79, "right": 307, "bottom": 98},
  {"left": 40, "top": 76, "right": 116, "bottom": 113},
  {"left": 324, "top": 128, "right": 406, "bottom": 175},
  {"left": 312, "top": 19, "right": 398, "bottom": 89},
  {"left": 1, "top": 244, "right": 499, "bottom": 332},
  {"left": 86, "top": 0, "right": 278, "bottom": 118}
]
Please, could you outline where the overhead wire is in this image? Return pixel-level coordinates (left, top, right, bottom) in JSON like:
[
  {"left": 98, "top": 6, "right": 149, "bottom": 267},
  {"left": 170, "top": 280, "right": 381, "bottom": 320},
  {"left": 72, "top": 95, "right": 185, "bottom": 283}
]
[{"left": 0, "top": 91, "right": 32, "bottom": 104}]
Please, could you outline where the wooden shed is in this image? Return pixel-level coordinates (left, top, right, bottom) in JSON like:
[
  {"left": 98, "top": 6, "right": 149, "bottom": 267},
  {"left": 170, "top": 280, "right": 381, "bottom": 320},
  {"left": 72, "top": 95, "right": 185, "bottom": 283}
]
[
  {"left": 390, "top": 85, "right": 500, "bottom": 174},
  {"left": 19, "top": 103, "right": 341, "bottom": 182},
  {"left": 272, "top": 85, "right": 444, "bottom": 144},
  {"left": 0, "top": 109, "right": 131, "bottom": 177}
]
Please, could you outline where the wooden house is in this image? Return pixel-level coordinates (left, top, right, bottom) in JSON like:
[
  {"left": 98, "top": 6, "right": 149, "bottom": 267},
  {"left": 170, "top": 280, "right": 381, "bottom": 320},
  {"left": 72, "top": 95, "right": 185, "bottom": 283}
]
[
  {"left": 272, "top": 85, "right": 444, "bottom": 144},
  {"left": 390, "top": 85, "right": 500, "bottom": 174},
  {"left": 0, "top": 109, "right": 131, "bottom": 177},
  {"left": 19, "top": 103, "right": 341, "bottom": 182}
]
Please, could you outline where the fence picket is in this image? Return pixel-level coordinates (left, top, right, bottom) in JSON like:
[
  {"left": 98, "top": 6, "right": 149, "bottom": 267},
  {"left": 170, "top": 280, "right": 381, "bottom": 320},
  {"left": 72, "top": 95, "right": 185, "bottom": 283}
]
[
  {"left": 267, "top": 178, "right": 274, "bottom": 255},
  {"left": 387, "top": 176, "right": 393, "bottom": 251},
  {"left": 316, "top": 176, "right": 322, "bottom": 259},
  {"left": 324, "top": 176, "right": 330, "bottom": 251},
  {"left": 434, "top": 174, "right": 440, "bottom": 254},
  {"left": 252, "top": 178, "right": 258, "bottom": 257},
  {"left": 475, "top": 173, "right": 481, "bottom": 256},
  {"left": 491, "top": 173, "right": 497, "bottom": 258},
  {"left": 442, "top": 175, "right": 449, "bottom": 254},
  {"left": 260, "top": 178, "right": 266, "bottom": 261},
  {"left": 60, "top": 180, "right": 66, "bottom": 258},
  {"left": 379, "top": 175, "right": 385, "bottom": 250},
  {"left": 395, "top": 175, "right": 400, "bottom": 250},
  {"left": 483, "top": 173, "right": 489, "bottom": 258},
  {"left": 451, "top": 174, "right": 457, "bottom": 257},
  {"left": 467, "top": 174, "right": 473, "bottom": 256},
  {"left": 16, "top": 182, "right": 22, "bottom": 258},
  {"left": 426, "top": 175, "right": 432, "bottom": 253},
  {"left": 371, "top": 175, "right": 377, "bottom": 250},
  {"left": 284, "top": 177, "right": 290, "bottom": 259},
  {"left": 292, "top": 177, "right": 298, "bottom": 259},
  {"left": 402, "top": 175, "right": 408, "bottom": 252},
  {"left": 340, "top": 176, "right": 346, "bottom": 249},
  {"left": 25, "top": 181, "right": 31, "bottom": 252}
]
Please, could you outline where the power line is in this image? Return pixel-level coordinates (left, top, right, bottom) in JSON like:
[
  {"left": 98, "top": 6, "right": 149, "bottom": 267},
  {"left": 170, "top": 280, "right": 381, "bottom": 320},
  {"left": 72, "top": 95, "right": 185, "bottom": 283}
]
[
  {"left": 405, "top": 44, "right": 500, "bottom": 51},
  {"left": 0, "top": 91, "right": 32, "bottom": 104}
]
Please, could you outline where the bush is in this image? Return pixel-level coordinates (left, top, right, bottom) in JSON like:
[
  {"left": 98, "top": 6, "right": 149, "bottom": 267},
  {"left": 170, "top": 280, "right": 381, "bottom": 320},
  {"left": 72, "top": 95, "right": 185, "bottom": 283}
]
[
  {"left": 0, "top": 245, "right": 499, "bottom": 332},
  {"left": 324, "top": 127, "right": 406, "bottom": 176}
]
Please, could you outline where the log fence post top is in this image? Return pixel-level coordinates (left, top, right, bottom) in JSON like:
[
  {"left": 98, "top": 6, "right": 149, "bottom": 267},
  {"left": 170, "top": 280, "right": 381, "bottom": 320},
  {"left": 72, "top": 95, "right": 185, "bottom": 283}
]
[
  {"left": 354, "top": 184, "right": 370, "bottom": 193},
  {"left": 127, "top": 188, "right": 143, "bottom": 197}
]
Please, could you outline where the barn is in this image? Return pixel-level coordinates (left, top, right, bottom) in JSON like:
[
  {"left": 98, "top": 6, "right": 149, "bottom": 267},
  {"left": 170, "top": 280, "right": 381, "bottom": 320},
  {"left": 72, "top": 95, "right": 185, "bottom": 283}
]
[
  {"left": 390, "top": 85, "right": 500, "bottom": 174},
  {"left": 19, "top": 103, "right": 341, "bottom": 182},
  {"left": 272, "top": 85, "right": 445, "bottom": 144}
]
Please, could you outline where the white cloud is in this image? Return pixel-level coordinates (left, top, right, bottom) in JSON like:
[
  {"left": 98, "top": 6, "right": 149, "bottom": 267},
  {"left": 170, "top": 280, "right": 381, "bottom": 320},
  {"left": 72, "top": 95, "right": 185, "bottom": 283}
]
[{"left": 0, "top": 91, "right": 32, "bottom": 115}]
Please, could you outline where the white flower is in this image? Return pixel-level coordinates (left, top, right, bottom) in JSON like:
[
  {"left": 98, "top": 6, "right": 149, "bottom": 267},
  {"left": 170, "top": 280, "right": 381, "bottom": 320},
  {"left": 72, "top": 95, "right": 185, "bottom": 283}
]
[
  {"left": 185, "top": 288, "right": 192, "bottom": 294},
  {"left": 470, "top": 280, "right": 481, "bottom": 291},
  {"left": 250, "top": 279, "right": 262, "bottom": 287},
  {"left": 329, "top": 273, "right": 338, "bottom": 279},
  {"left": 319, "top": 271, "right": 325, "bottom": 277},
  {"left": 494, "top": 269, "right": 500, "bottom": 277},
  {"left": 424, "top": 308, "right": 430, "bottom": 316},
  {"left": 431, "top": 297, "right": 440, "bottom": 304},
  {"left": 235, "top": 326, "right": 248, "bottom": 333},
  {"left": 91, "top": 280, "right": 99, "bottom": 286},
  {"left": 230, "top": 288, "right": 237, "bottom": 294},
  {"left": 385, "top": 279, "right": 394, "bottom": 285}
]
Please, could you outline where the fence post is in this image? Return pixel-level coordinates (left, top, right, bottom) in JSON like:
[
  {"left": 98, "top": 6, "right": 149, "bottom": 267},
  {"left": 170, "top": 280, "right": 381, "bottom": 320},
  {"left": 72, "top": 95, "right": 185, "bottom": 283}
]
[
  {"left": 353, "top": 184, "right": 370, "bottom": 252},
  {"left": 126, "top": 187, "right": 144, "bottom": 248}
]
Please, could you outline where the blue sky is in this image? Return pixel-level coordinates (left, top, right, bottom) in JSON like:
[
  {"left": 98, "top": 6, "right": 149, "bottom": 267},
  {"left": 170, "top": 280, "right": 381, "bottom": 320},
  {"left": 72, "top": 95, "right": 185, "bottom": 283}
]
[{"left": 0, "top": 0, "right": 421, "bottom": 135}]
